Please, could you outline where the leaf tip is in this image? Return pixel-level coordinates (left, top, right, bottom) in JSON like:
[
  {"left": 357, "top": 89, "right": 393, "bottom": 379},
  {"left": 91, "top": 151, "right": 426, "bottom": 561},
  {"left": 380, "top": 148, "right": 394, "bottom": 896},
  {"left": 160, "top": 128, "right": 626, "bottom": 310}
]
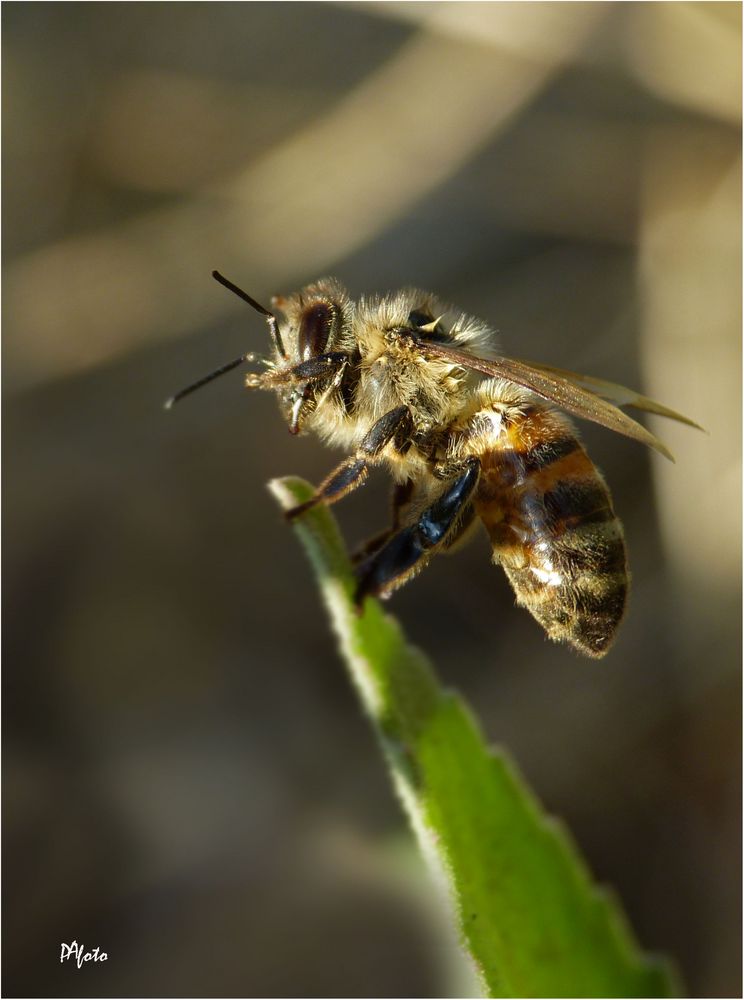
[{"left": 267, "top": 475, "right": 310, "bottom": 511}]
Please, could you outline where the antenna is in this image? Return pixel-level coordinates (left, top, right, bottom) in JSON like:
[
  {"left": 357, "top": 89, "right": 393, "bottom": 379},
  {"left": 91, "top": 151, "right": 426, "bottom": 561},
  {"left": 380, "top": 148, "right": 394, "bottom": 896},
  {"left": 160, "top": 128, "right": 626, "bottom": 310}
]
[
  {"left": 163, "top": 352, "right": 258, "bottom": 409},
  {"left": 163, "top": 271, "right": 285, "bottom": 409},
  {"left": 212, "top": 271, "right": 286, "bottom": 359}
]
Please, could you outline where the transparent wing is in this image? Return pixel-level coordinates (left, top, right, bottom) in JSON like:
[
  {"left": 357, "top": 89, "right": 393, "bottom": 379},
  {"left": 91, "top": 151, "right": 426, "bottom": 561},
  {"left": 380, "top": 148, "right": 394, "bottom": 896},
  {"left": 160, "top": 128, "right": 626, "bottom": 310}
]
[
  {"left": 417, "top": 342, "right": 683, "bottom": 461},
  {"left": 515, "top": 359, "right": 704, "bottom": 430}
]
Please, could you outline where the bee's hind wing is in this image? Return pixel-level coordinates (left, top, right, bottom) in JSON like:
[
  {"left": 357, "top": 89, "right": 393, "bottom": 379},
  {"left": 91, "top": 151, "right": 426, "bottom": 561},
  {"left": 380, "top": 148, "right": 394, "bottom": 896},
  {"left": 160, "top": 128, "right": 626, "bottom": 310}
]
[{"left": 515, "top": 359, "right": 705, "bottom": 431}]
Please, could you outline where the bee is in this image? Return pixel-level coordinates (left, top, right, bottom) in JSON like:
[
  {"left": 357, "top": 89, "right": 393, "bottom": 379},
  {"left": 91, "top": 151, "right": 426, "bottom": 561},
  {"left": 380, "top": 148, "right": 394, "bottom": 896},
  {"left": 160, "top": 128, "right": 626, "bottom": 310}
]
[{"left": 166, "top": 271, "right": 701, "bottom": 658}]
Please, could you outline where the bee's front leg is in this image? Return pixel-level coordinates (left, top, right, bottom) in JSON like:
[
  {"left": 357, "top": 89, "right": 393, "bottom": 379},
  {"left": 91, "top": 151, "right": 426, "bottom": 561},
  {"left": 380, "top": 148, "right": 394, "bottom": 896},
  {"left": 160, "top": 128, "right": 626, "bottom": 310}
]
[
  {"left": 285, "top": 406, "right": 413, "bottom": 520},
  {"left": 246, "top": 353, "right": 348, "bottom": 389},
  {"left": 353, "top": 457, "right": 481, "bottom": 606}
]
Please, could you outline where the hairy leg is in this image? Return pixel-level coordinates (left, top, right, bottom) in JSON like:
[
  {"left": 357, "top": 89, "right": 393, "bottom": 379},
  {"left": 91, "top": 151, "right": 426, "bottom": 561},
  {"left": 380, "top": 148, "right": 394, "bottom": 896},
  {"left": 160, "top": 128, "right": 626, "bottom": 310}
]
[
  {"left": 354, "top": 457, "right": 481, "bottom": 606},
  {"left": 285, "top": 406, "right": 412, "bottom": 520}
]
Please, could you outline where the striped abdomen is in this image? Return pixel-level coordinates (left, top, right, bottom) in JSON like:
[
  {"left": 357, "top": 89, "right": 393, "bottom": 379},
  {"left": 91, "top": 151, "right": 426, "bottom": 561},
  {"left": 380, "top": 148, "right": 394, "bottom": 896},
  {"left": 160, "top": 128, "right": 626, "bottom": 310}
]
[{"left": 473, "top": 407, "right": 628, "bottom": 657}]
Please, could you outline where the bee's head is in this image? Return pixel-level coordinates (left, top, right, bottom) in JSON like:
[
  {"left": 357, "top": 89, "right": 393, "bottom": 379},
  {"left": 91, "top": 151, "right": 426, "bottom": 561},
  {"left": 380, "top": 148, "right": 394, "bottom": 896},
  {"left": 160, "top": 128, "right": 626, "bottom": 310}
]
[
  {"left": 270, "top": 278, "right": 352, "bottom": 433},
  {"left": 163, "top": 274, "right": 351, "bottom": 433}
]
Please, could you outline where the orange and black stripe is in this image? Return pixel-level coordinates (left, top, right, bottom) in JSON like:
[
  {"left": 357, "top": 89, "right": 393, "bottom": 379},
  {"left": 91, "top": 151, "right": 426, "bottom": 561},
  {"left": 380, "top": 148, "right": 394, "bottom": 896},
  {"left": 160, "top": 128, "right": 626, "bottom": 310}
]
[{"left": 474, "top": 415, "right": 628, "bottom": 657}]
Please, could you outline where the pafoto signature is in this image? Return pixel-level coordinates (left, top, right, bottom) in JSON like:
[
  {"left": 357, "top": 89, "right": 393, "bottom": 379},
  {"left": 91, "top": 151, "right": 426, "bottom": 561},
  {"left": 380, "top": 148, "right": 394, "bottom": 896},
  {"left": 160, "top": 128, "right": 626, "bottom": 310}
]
[{"left": 60, "top": 941, "right": 108, "bottom": 968}]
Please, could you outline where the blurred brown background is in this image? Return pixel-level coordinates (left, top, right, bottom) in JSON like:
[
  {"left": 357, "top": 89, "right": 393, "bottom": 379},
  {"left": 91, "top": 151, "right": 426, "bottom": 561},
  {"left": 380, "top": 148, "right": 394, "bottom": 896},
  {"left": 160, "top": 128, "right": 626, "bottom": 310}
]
[{"left": 3, "top": 3, "right": 741, "bottom": 997}]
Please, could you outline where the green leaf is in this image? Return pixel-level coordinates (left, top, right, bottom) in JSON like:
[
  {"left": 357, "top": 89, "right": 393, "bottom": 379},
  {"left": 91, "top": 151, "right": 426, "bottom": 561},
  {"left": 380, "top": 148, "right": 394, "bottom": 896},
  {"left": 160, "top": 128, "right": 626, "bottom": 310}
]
[{"left": 269, "top": 476, "right": 681, "bottom": 999}]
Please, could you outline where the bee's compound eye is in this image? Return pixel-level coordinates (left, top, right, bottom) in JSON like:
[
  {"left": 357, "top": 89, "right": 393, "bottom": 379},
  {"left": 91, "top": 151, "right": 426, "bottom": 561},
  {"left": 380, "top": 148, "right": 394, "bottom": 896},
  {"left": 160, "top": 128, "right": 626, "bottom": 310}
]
[{"left": 299, "top": 302, "right": 335, "bottom": 360}]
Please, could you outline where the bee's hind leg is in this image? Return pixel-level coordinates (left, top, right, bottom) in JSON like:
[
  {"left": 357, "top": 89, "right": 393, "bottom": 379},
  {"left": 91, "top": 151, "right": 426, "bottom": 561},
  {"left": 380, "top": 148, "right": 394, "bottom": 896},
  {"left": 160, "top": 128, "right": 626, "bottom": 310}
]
[{"left": 354, "top": 458, "right": 480, "bottom": 607}]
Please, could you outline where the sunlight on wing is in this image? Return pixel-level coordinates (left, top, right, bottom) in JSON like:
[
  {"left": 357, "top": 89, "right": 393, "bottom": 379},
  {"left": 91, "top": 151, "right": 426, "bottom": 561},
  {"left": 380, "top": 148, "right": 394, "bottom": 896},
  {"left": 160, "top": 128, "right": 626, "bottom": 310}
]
[
  {"left": 418, "top": 342, "right": 677, "bottom": 461},
  {"left": 515, "top": 360, "right": 705, "bottom": 430}
]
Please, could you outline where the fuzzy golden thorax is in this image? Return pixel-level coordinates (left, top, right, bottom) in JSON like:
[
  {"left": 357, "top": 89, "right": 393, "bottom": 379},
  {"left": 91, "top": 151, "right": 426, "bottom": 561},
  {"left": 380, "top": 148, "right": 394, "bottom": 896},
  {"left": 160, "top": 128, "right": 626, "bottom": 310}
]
[{"left": 265, "top": 279, "right": 494, "bottom": 453}]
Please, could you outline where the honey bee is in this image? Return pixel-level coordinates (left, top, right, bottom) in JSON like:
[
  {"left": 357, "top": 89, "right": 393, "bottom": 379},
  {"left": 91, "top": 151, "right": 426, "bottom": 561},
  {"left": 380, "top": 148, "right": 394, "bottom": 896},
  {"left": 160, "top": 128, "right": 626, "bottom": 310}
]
[{"left": 166, "top": 271, "right": 700, "bottom": 658}]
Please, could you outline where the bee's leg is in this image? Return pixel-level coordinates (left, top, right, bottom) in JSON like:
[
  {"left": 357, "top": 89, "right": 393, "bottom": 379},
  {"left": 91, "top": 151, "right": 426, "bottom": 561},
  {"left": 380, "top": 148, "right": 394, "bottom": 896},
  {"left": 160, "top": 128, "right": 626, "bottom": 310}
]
[
  {"left": 350, "top": 479, "right": 416, "bottom": 565},
  {"left": 440, "top": 502, "right": 477, "bottom": 553},
  {"left": 354, "top": 457, "right": 481, "bottom": 605},
  {"left": 247, "top": 352, "right": 348, "bottom": 389},
  {"left": 285, "top": 406, "right": 412, "bottom": 520}
]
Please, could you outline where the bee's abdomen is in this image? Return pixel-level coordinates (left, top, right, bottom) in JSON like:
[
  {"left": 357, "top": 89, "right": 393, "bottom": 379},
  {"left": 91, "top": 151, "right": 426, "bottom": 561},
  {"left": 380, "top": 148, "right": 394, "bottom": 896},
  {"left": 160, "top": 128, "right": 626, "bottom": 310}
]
[{"left": 474, "top": 419, "right": 628, "bottom": 658}]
